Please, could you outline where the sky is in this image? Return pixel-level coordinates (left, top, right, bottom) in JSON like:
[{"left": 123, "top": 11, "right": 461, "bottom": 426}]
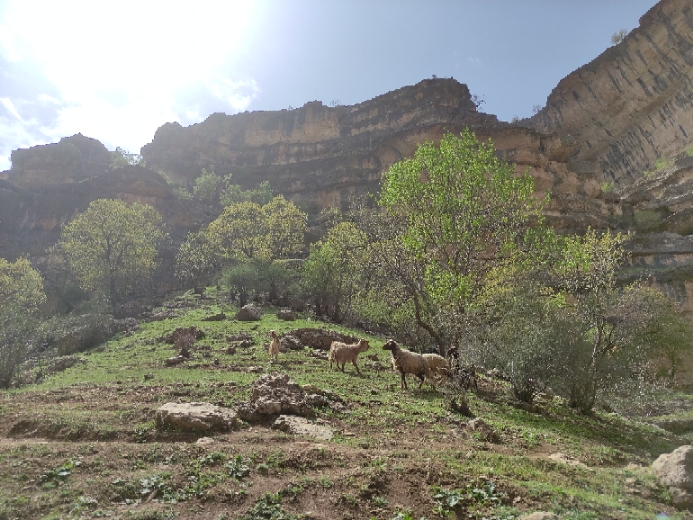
[{"left": 0, "top": 0, "right": 659, "bottom": 172}]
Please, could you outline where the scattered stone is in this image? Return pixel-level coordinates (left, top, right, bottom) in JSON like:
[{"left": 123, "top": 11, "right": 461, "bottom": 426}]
[
  {"left": 548, "top": 453, "right": 591, "bottom": 470},
  {"left": 306, "top": 348, "right": 328, "bottom": 359},
  {"left": 272, "top": 415, "right": 333, "bottom": 440},
  {"left": 165, "top": 356, "right": 188, "bottom": 366},
  {"left": 276, "top": 309, "right": 298, "bottom": 321},
  {"left": 155, "top": 402, "right": 238, "bottom": 432},
  {"left": 143, "top": 373, "right": 155, "bottom": 381},
  {"left": 652, "top": 445, "right": 693, "bottom": 510},
  {"left": 281, "top": 334, "right": 303, "bottom": 351},
  {"left": 228, "top": 339, "right": 254, "bottom": 349},
  {"left": 161, "top": 327, "right": 205, "bottom": 344},
  {"left": 235, "top": 304, "right": 262, "bottom": 321},
  {"left": 366, "top": 361, "right": 386, "bottom": 372},
  {"left": 144, "top": 310, "right": 177, "bottom": 322},
  {"left": 285, "top": 328, "right": 358, "bottom": 350},
  {"left": 225, "top": 345, "right": 237, "bottom": 355},
  {"left": 521, "top": 513, "right": 560, "bottom": 520},
  {"left": 466, "top": 417, "right": 499, "bottom": 443},
  {"left": 449, "top": 397, "right": 474, "bottom": 418},
  {"left": 196, "top": 437, "right": 216, "bottom": 446},
  {"left": 201, "top": 313, "right": 226, "bottom": 321},
  {"left": 301, "top": 384, "right": 320, "bottom": 393},
  {"left": 237, "top": 373, "right": 344, "bottom": 422},
  {"left": 366, "top": 354, "right": 379, "bottom": 361},
  {"left": 654, "top": 419, "right": 693, "bottom": 434},
  {"left": 226, "top": 333, "right": 253, "bottom": 342},
  {"left": 246, "top": 366, "right": 264, "bottom": 374}
]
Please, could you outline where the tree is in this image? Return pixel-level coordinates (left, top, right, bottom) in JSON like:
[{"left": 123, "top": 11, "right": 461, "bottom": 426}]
[
  {"left": 0, "top": 258, "right": 46, "bottom": 388},
  {"left": 206, "top": 201, "right": 267, "bottom": 260},
  {"left": 374, "top": 130, "right": 545, "bottom": 352},
  {"left": 110, "top": 147, "right": 144, "bottom": 169},
  {"left": 205, "top": 196, "right": 307, "bottom": 262},
  {"left": 57, "top": 199, "right": 165, "bottom": 304},
  {"left": 611, "top": 29, "right": 628, "bottom": 46},
  {"left": 193, "top": 168, "right": 222, "bottom": 204},
  {"left": 263, "top": 195, "right": 308, "bottom": 260},
  {"left": 302, "top": 222, "right": 368, "bottom": 321},
  {"left": 175, "top": 229, "right": 221, "bottom": 289}
]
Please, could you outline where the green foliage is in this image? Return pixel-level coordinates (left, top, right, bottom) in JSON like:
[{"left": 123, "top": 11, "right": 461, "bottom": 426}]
[
  {"left": 611, "top": 29, "right": 628, "bottom": 45},
  {"left": 110, "top": 147, "right": 143, "bottom": 169},
  {"left": 40, "top": 459, "right": 81, "bottom": 488},
  {"left": 207, "top": 195, "right": 306, "bottom": 262},
  {"left": 193, "top": 168, "right": 222, "bottom": 203},
  {"left": 226, "top": 454, "right": 251, "bottom": 480},
  {"left": 175, "top": 229, "right": 221, "bottom": 286},
  {"left": 431, "top": 481, "right": 504, "bottom": 517},
  {"left": 220, "top": 177, "right": 274, "bottom": 207},
  {"left": 0, "top": 258, "right": 45, "bottom": 388},
  {"left": 239, "top": 492, "right": 298, "bottom": 520},
  {"left": 0, "top": 257, "right": 46, "bottom": 311},
  {"left": 302, "top": 221, "right": 368, "bottom": 321},
  {"left": 600, "top": 181, "right": 615, "bottom": 193},
  {"left": 57, "top": 199, "right": 165, "bottom": 304},
  {"left": 373, "top": 129, "right": 545, "bottom": 350}
]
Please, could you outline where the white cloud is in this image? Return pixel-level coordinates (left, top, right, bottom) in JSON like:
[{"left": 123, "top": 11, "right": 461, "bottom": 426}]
[
  {"left": 0, "top": 0, "right": 261, "bottom": 168},
  {"left": 209, "top": 78, "right": 260, "bottom": 112},
  {"left": 0, "top": 98, "right": 24, "bottom": 122}
]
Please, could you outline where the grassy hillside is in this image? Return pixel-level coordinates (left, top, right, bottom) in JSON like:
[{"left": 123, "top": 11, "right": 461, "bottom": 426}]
[{"left": 0, "top": 289, "right": 690, "bottom": 520}]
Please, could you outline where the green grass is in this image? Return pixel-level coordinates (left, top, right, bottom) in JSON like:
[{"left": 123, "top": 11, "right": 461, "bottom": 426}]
[{"left": 0, "top": 290, "right": 691, "bottom": 519}]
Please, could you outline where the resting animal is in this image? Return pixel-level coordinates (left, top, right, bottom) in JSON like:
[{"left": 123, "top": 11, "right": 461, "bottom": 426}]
[
  {"left": 328, "top": 339, "right": 370, "bottom": 375},
  {"left": 268, "top": 330, "right": 280, "bottom": 363}
]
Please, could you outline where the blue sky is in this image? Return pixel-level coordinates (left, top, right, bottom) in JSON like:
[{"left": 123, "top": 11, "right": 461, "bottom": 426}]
[{"left": 0, "top": 0, "right": 658, "bottom": 171}]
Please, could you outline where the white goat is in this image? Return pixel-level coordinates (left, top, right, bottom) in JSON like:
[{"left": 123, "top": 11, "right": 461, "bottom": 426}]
[
  {"left": 328, "top": 339, "right": 370, "bottom": 375},
  {"left": 268, "top": 330, "right": 280, "bottom": 363}
]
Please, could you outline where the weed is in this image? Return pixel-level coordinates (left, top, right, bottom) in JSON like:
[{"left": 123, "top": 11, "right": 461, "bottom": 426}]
[
  {"left": 226, "top": 454, "right": 251, "bottom": 479},
  {"left": 372, "top": 495, "right": 389, "bottom": 507},
  {"left": 238, "top": 492, "right": 299, "bottom": 520},
  {"left": 134, "top": 421, "right": 156, "bottom": 443},
  {"left": 39, "top": 459, "right": 81, "bottom": 488},
  {"left": 431, "top": 481, "right": 503, "bottom": 517}
]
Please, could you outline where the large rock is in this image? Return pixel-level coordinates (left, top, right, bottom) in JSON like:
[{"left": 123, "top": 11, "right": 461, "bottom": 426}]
[
  {"left": 272, "top": 415, "right": 333, "bottom": 440},
  {"left": 155, "top": 402, "right": 238, "bottom": 432},
  {"left": 652, "top": 445, "right": 693, "bottom": 509},
  {"left": 237, "top": 373, "right": 344, "bottom": 422},
  {"left": 235, "top": 304, "right": 262, "bottom": 321},
  {"left": 284, "top": 328, "right": 358, "bottom": 351}
]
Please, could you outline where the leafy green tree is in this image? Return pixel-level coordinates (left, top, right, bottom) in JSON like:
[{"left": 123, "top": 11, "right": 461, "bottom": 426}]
[
  {"left": 193, "top": 168, "right": 222, "bottom": 204},
  {"left": 174, "top": 229, "right": 221, "bottom": 289},
  {"left": 374, "top": 130, "right": 544, "bottom": 352},
  {"left": 110, "top": 147, "right": 144, "bottom": 169},
  {"left": 263, "top": 195, "right": 308, "bottom": 259},
  {"left": 207, "top": 201, "right": 266, "bottom": 260},
  {"left": 0, "top": 258, "right": 46, "bottom": 388},
  {"left": 57, "top": 199, "right": 165, "bottom": 304},
  {"left": 302, "top": 222, "right": 368, "bottom": 320}
]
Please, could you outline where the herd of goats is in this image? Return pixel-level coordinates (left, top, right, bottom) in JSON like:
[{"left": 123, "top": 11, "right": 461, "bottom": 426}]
[{"left": 268, "top": 331, "right": 477, "bottom": 391}]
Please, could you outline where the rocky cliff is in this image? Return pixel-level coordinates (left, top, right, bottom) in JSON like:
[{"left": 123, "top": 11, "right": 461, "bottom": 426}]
[
  {"left": 2, "top": 0, "right": 693, "bottom": 311},
  {"left": 530, "top": 0, "right": 693, "bottom": 186}
]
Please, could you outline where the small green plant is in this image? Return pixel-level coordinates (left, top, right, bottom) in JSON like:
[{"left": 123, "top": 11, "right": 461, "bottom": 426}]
[
  {"left": 226, "top": 454, "right": 251, "bottom": 480},
  {"left": 655, "top": 157, "right": 674, "bottom": 171},
  {"left": 134, "top": 422, "right": 155, "bottom": 443},
  {"left": 600, "top": 181, "right": 615, "bottom": 193},
  {"left": 372, "top": 495, "right": 389, "bottom": 507},
  {"left": 238, "top": 492, "right": 299, "bottom": 520},
  {"left": 431, "top": 481, "right": 503, "bottom": 517},
  {"left": 686, "top": 144, "right": 693, "bottom": 156},
  {"left": 40, "top": 459, "right": 81, "bottom": 488}
]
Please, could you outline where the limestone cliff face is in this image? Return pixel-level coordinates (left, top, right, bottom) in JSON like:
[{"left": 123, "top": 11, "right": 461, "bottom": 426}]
[
  {"left": 141, "top": 79, "right": 497, "bottom": 207},
  {"left": 530, "top": 0, "right": 693, "bottom": 186},
  {"left": 4, "top": 134, "right": 111, "bottom": 188}
]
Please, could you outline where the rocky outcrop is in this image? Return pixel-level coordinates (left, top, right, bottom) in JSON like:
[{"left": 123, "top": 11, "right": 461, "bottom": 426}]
[
  {"left": 5, "top": 133, "right": 110, "bottom": 187},
  {"left": 530, "top": 0, "right": 693, "bottom": 186},
  {"left": 652, "top": 445, "right": 693, "bottom": 510},
  {"left": 155, "top": 402, "right": 238, "bottom": 432}
]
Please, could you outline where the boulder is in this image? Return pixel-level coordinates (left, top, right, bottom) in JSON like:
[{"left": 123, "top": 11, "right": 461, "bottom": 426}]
[
  {"left": 235, "top": 304, "right": 262, "bottom": 321},
  {"left": 272, "top": 415, "right": 333, "bottom": 440},
  {"left": 276, "top": 309, "right": 298, "bottom": 321},
  {"left": 652, "top": 445, "right": 693, "bottom": 509},
  {"left": 466, "top": 417, "right": 500, "bottom": 443},
  {"left": 285, "top": 328, "right": 357, "bottom": 350},
  {"left": 237, "top": 373, "right": 345, "bottom": 422},
  {"left": 155, "top": 402, "right": 238, "bottom": 432}
]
